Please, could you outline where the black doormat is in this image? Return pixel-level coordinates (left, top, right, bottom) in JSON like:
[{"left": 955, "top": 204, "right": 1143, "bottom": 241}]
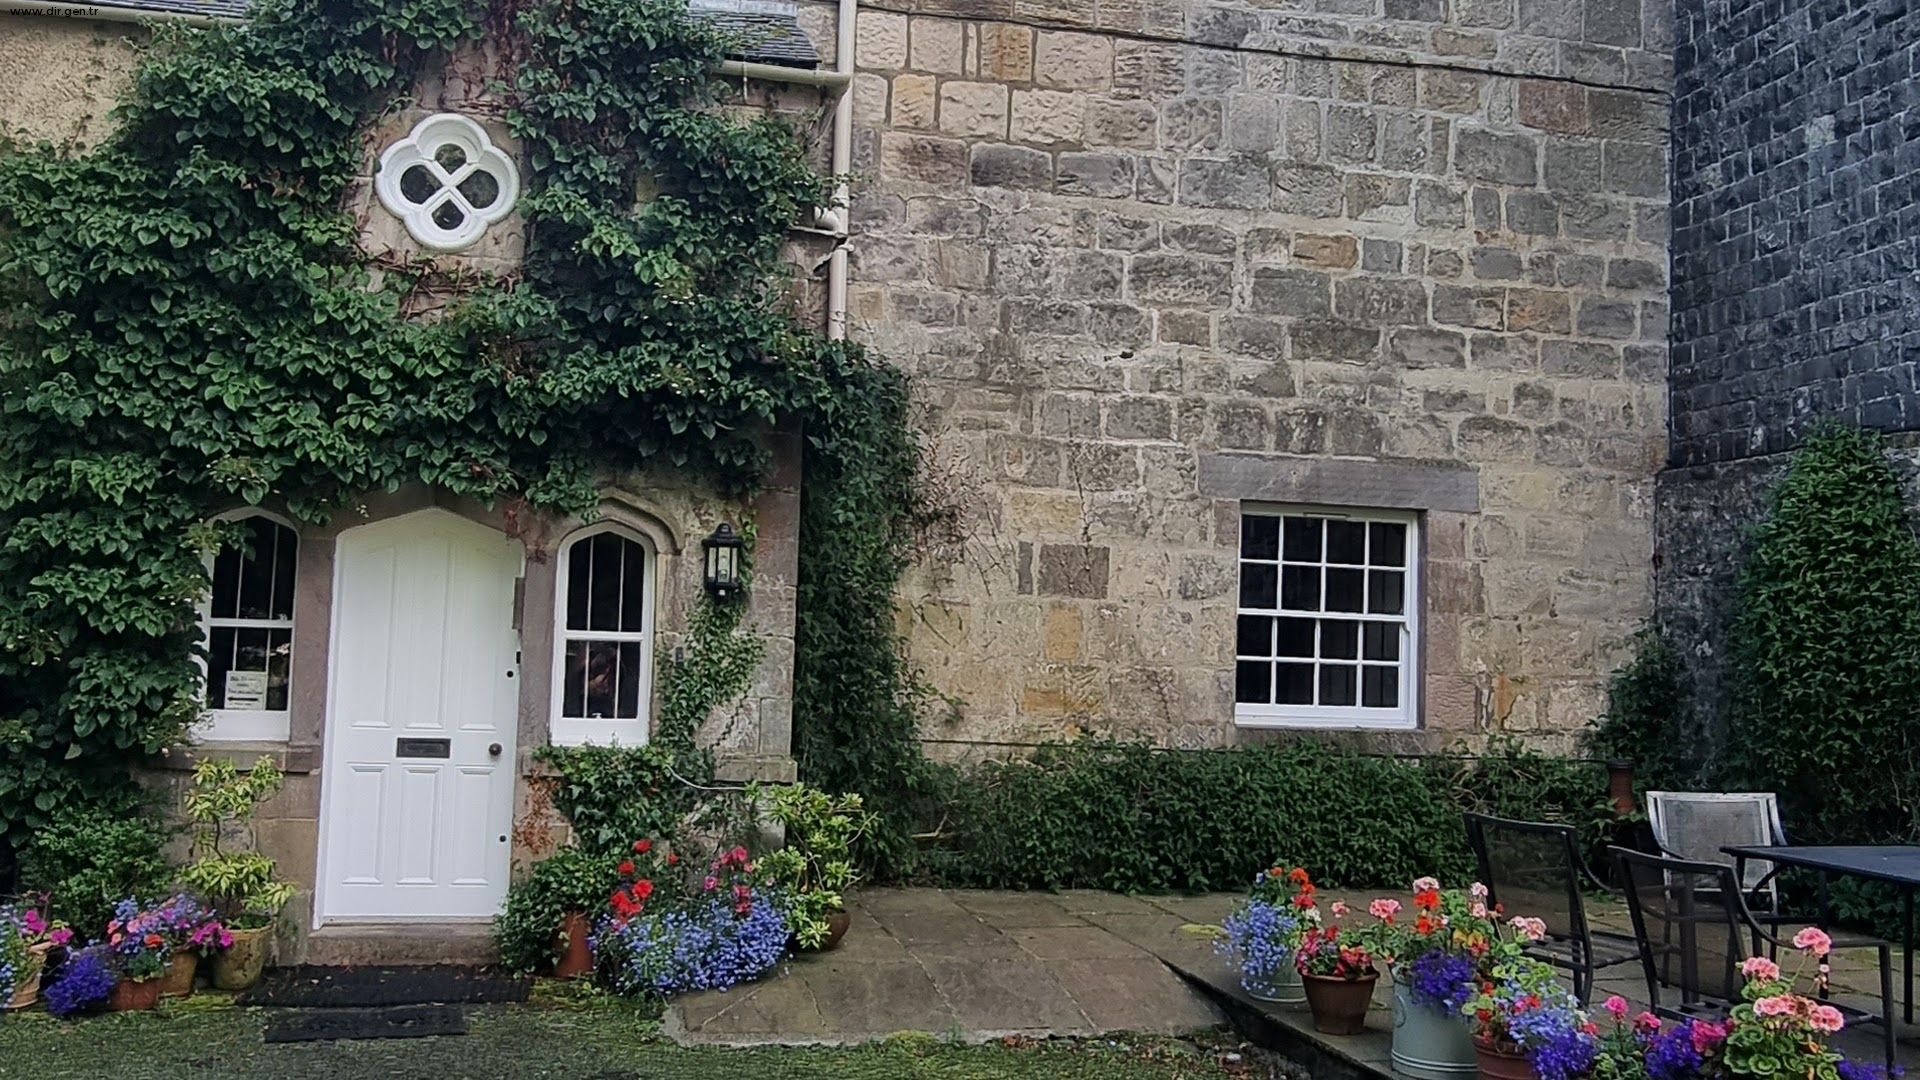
[
  {"left": 263, "top": 1005, "right": 469, "bottom": 1044},
  {"left": 240, "top": 965, "right": 530, "bottom": 1008}
]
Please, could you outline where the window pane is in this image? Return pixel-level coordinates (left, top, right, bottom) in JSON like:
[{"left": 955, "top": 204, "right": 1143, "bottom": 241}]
[
  {"left": 616, "top": 641, "right": 643, "bottom": 719},
  {"left": 265, "top": 628, "right": 292, "bottom": 711},
  {"left": 619, "top": 541, "right": 647, "bottom": 632},
  {"left": 1362, "top": 665, "right": 1398, "bottom": 708},
  {"left": 1370, "top": 522, "right": 1408, "bottom": 567},
  {"left": 1239, "top": 563, "right": 1278, "bottom": 609},
  {"left": 565, "top": 543, "right": 591, "bottom": 632},
  {"left": 207, "top": 627, "right": 236, "bottom": 707},
  {"left": 1325, "top": 567, "right": 1364, "bottom": 612},
  {"left": 1321, "top": 619, "right": 1359, "bottom": 659},
  {"left": 269, "top": 525, "right": 297, "bottom": 620},
  {"left": 1276, "top": 617, "right": 1315, "bottom": 657},
  {"left": 584, "top": 640, "right": 618, "bottom": 717},
  {"left": 1236, "top": 615, "right": 1273, "bottom": 657},
  {"left": 1368, "top": 570, "right": 1405, "bottom": 615},
  {"left": 211, "top": 544, "right": 243, "bottom": 620},
  {"left": 235, "top": 627, "right": 269, "bottom": 675},
  {"left": 1363, "top": 622, "right": 1400, "bottom": 661},
  {"left": 1280, "top": 565, "right": 1320, "bottom": 610},
  {"left": 1235, "top": 661, "right": 1271, "bottom": 704},
  {"left": 235, "top": 519, "right": 276, "bottom": 620},
  {"left": 1241, "top": 515, "right": 1279, "bottom": 560},
  {"left": 1282, "top": 517, "right": 1322, "bottom": 561},
  {"left": 1319, "top": 664, "right": 1357, "bottom": 706},
  {"left": 587, "top": 534, "right": 626, "bottom": 632},
  {"left": 562, "top": 639, "right": 587, "bottom": 717},
  {"left": 1276, "top": 662, "right": 1314, "bottom": 704},
  {"left": 1326, "top": 520, "right": 1367, "bottom": 564}
]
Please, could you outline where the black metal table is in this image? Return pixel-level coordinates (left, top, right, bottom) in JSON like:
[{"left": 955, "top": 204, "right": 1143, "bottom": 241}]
[{"left": 1724, "top": 844, "right": 1920, "bottom": 1023}]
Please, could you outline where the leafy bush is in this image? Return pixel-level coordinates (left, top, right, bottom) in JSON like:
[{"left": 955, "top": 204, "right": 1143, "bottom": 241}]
[
  {"left": 536, "top": 745, "right": 701, "bottom": 858},
  {"left": 750, "top": 784, "right": 874, "bottom": 949},
  {"left": 178, "top": 758, "right": 294, "bottom": 928},
  {"left": 17, "top": 786, "right": 172, "bottom": 934},
  {"left": 1725, "top": 426, "right": 1920, "bottom": 845},
  {"left": 921, "top": 740, "right": 1612, "bottom": 893},
  {"left": 1583, "top": 628, "right": 1696, "bottom": 790},
  {"left": 494, "top": 846, "right": 625, "bottom": 974}
]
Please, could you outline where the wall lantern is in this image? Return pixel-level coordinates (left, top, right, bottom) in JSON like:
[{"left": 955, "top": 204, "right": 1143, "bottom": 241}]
[{"left": 703, "top": 523, "right": 745, "bottom": 599}]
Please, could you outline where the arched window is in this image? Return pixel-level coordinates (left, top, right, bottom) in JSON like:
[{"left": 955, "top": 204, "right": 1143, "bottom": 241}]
[
  {"left": 550, "top": 524, "right": 655, "bottom": 747},
  {"left": 197, "top": 513, "right": 298, "bottom": 741}
]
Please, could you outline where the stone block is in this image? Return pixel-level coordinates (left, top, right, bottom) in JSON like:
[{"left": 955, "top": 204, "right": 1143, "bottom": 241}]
[
  {"left": 882, "top": 131, "right": 968, "bottom": 185},
  {"left": 1290, "top": 321, "right": 1381, "bottom": 364},
  {"left": 892, "top": 73, "right": 937, "bottom": 129},
  {"left": 1011, "top": 89, "right": 1087, "bottom": 145},
  {"left": 938, "top": 81, "right": 1009, "bottom": 138},
  {"left": 970, "top": 143, "right": 1053, "bottom": 189},
  {"left": 1057, "top": 152, "right": 1134, "bottom": 198},
  {"left": 1161, "top": 99, "right": 1224, "bottom": 151},
  {"left": 977, "top": 22, "right": 1034, "bottom": 82},
  {"left": 1034, "top": 30, "right": 1113, "bottom": 90},
  {"left": 1506, "top": 289, "right": 1573, "bottom": 333},
  {"left": 1506, "top": 192, "right": 1560, "bottom": 235},
  {"left": 1542, "top": 140, "right": 1602, "bottom": 192},
  {"left": 1542, "top": 340, "right": 1621, "bottom": 377},
  {"left": 1601, "top": 141, "right": 1665, "bottom": 197},
  {"left": 1433, "top": 285, "right": 1506, "bottom": 330},
  {"left": 1085, "top": 99, "right": 1158, "bottom": 147},
  {"left": 1388, "top": 328, "right": 1467, "bottom": 369},
  {"left": 1334, "top": 278, "right": 1429, "bottom": 326},
  {"left": 1106, "top": 397, "right": 1173, "bottom": 440},
  {"left": 858, "top": 10, "right": 909, "bottom": 68},
  {"left": 1130, "top": 254, "right": 1234, "bottom": 307},
  {"left": 1518, "top": 80, "right": 1588, "bottom": 134},
  {"left": 1178, "top": 156, "right": 1271, "bottom": 210},
  {"left": 1325, "top": 105, "right": 1378, "bottom": 163},
  {"left": 1455, "top": 127, "right": 1539, "bottom": 185},
  {"left": 1272, "top": 164, "right": 1345, "bottom": 216},
  {"left": 1420, "top": 70, "right": 1487, "bottom": 114},
  {"left": 1037, "top": 544, "right": 1110, "bottom": 598},
  {"left": 1112, "top": 41, "right": 1185, "bottom": 100},
  {"left": 1585, "top": 0, "right": 1643, "bottom": 46},
  {"left": 1293, "top": 233, "right": 1358, "bottom": 269},
  {"left": 1219, "top": 315, "right": 1288, "bottom": 361},
  {"left": 1577, "top": 298, "right": 1638, "bottom": 339},
  {"left": 909, "top": 17, "right": 965, "bottom": 74},
  {"left": 1248, "top": 268, "right": 1332, "bottom": 319},
  {"left": 1415, "top": 181, "right": 1467, "bottom": 227}
]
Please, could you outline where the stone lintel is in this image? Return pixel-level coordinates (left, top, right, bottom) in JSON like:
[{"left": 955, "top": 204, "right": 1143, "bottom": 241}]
[{"left": 1197, "top": 453, "right": 1480, "bottom": 514}]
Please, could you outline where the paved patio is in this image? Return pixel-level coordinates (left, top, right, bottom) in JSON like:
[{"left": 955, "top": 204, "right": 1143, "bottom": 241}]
[{"left": 668, "top": 887, "right": 1918, "bottom": 1076}]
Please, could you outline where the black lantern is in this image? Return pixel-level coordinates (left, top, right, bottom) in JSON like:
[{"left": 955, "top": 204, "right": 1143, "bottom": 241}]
[{"left": 702, "top": 522, "right": 745, "bottom": 599}]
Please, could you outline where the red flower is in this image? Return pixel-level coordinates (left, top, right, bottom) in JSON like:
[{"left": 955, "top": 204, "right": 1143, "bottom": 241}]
[
  {"left": 1413, "top": 890, "right": 1441, "bottom": 912},
  {"left": 1288, "top": 867, "right": 1310, "bottom": 885},
  {"left": 634, "top": 839, "right": 653, "bottom": 854},
  {"left": 145, "top": 934, "right": 164, "bottom": 949},
  {"left": 618, "top": 860, "right": 636, "bottom": 877},
  {"left": 666, "top": 854, "right": 680, "bottom": 866},
  {"left": 633, "top": 879, "right": 655, "bottom": 901}
]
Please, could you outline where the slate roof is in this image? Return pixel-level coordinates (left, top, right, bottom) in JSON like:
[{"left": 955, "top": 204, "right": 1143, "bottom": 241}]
[{"left": 9, "top": 0, "right": 822, "bottom": 68}]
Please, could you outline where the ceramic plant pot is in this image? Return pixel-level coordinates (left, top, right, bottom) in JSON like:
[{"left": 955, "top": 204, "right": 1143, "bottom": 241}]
[
  {"left": 552, "top": 912, "right": 594, "bottom": 979},
  {"left": 1390, "top": 974, "right": 1478, "bottom": 1080},
  {"left": 1302, "top": 971, "right": 1378, "bottom": 1035},
  {"left": 821, "top": 909, "right": 852, "bottom": 951},
  {"left": 109, "top": 977, "right": 164, "bottom": 1013},
  {"left": 5, "top": 943, "right": 50, "bottom": 1010},
  {"left": 159, "top": 952, "right": 199, "bottom": 998},
  {"left": 1474, "top": 1038, "right": 1540, "bottom": 1080},
  {"left": 210, "top": 926, "right": 273, "bottom": 991},
  {"left": 1243, "top": 965, "right": 1307, "bottom": 1006}
]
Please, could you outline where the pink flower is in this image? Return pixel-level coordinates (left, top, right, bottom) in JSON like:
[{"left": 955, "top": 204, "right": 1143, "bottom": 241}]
[
  {"left": 1331, "top": 901, "right": 1350, "bottom": 918},
  {"left": 48, "top": 928, "right": 73, "bottom": 948},
  {"left": 1509, "top": 916, "right": 1547, "bottom": 942},
  {"left": 23, "top": 911, "right": 46, "bottom": 935},
  {"left": 703, "top": 876, "right": 719, "bottom": 892},
  {"left": 1411, "top": 876, "right": 1440, "bottom": 894},
  {"left": 1635, "top": 1012, "right": 1662, "bottom": 1033},
  {"left": 1808, "top": 1004, "right": 1845, "bottom": 1034},
  {"left": 1469, "top": 882, "right": 1489, "bottom": 900},
  {"left": 1369, "top": 898, "right": 1401, "bottom": 921},
  {"left": 1740, "top": 956, "right": 1781, "bottom": 981},
  {"left": 1754, "top": 995, "right": 1794, "bottom": 1018},
  {"left": 1690, "top": 1020, "right": 1728, "bottom": 1053},
  {"left": 1793, "top": 927, "right": 1833, "bottom": 957},
  {"left": 1602, "top": 995, "right": 1630, "bottom": 1021},
  {"left": 1469, "top": 901, "right": 1488, "bottom": 918}
]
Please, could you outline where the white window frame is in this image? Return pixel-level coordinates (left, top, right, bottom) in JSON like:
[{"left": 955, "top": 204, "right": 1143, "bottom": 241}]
[
  {"left": 1232, "top": 504, "right": 1420, "bottom": 732},
  {"left": 193, "top": 509, "right": 298, "bottom": 742},
  {"left": 549, "top": 522, "right": 657, "bottom": 748}
]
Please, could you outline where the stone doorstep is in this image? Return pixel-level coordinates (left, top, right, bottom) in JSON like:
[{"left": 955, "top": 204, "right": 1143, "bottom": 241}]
[{"left": 299, "top": 923, "right": 498, "bottom": 967}]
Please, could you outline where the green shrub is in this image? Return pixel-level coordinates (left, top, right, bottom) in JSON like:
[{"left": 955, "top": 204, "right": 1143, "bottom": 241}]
[
  {"left": 1583, "top": 628, "right": 1696, "bottom": 790},
  {"left": 536, "top": 744, "right": 705, "bottom": 858},
  {"left": 495, "top": 846, "right": 625, "bottom": 974},
  {"left": 1725, "top": 426, "right": 1920, "bottom": 844},
  {"left": 921, "top": 740, "right": 1611, "bottom": 894},
  {"left": 17, "top": 785, "right": 173, "bottom": 933}
]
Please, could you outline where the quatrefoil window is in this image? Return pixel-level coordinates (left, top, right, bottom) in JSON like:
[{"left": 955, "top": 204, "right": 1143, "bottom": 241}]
[{"left": 375, "top": 114, "right": 520, "bottom": 252}]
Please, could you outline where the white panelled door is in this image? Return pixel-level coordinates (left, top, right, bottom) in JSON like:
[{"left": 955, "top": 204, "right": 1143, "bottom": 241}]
[{"left": 318, "top": 510, "right": 522, "bottom": 922}]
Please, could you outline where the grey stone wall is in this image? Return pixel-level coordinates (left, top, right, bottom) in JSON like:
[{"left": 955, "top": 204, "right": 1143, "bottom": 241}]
[
  {"left": 831, "top": 0, "right": 1674, "bottom": 751},
  {"left": 1657, "top": 0, "right": 1920, "bottom": 735}
]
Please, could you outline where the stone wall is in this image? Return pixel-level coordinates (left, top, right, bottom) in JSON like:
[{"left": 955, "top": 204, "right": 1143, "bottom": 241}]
[
  {"left": 1656, "top": 0, "right": 1920, "bottom": 736},
  {"left": 830, "top": 0, "right": 1675, "bottom": 751},
  {"left": 0, "top": 16, "right": 143, "bottom": 147}
]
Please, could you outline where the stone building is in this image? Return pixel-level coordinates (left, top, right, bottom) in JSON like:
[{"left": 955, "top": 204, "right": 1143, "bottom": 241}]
[
  {"left": 1, "top": 0, "right": 1675, "bottom": 953},
  {"left": 1656, "top": 0, "right": 1920, "bottom": 738}
]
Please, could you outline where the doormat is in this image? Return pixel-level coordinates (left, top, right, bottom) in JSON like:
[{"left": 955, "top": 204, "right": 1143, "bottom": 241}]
[
  {"left": 240, "top": 965, "right": 530, "bottom": 1008},
  {"left": 263, "top": 1005, "right": 469, "bottom": 1044}
]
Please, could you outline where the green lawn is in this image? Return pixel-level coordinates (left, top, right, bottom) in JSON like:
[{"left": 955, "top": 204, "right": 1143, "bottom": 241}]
[{"left": 0, "top": 993, "right": 1296, "bottom": 1080}]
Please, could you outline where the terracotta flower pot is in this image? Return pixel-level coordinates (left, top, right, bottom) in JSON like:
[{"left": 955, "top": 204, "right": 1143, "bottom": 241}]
[
  {"left": 5, "top": 942, "right": 50, "bottom": 1010},
  {"left": 1301, "top": 971, "right": 1378, "bottom": 1035},
  {"left": 552, "top": 911, "right": 594, "bottom": 979},
  {"left": 820, "top": 909, "right": 852, "bottom": 951},
  {"left": 109, "top": 977, "right": 164, "bottom": 1013},
  {"left": 1474, "top": 1038, "right": 1540, "bottom": 1080},
  {"left": 210, "top": 926, "right": 273, "bottom": 991},
  {"left": 159, "top": 952, "right": 198, "bottom": 998}
]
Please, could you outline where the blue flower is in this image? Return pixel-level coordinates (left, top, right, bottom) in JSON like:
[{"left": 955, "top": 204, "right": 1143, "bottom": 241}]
[
  {"left": 1643, "top": 1021, "right": 1706, "bottom": 1080},
  {"left": 1406, "top": 950, "right": 1477, "bottom": 1013},
  {"left": 594, "top": 893, "right": 789, "bottom": 998},
  {"left": 45, "top": 948, "right": 117, "bottom": 1018},
  {"left": 1218, "top": 899, "right": 1299, "bottom": 990}
]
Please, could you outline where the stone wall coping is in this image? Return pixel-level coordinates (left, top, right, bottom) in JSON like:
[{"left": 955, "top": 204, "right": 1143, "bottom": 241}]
[
  {"left": 1198, "top": 453, "right": 1480, "bottom": 514},
  {"left": 156, "top": 742, "right": 320, "bottom": 775}
]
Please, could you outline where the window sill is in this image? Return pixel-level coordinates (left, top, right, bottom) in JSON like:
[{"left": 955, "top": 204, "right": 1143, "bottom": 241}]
[
  {"left": 155, "top": 742, "right": 318, "bottom": 774},
  {"left": 1233, "top": 710, "right": 1417, "bottom": 732}
]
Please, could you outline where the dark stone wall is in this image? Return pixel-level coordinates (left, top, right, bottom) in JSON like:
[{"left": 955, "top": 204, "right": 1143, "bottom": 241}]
[{"left": 1658, "top": 0, "right": 1920, "bottom": 740}]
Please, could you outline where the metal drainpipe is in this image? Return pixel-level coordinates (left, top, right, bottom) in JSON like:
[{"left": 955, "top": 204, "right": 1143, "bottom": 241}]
[{"left": 5, "top": 0, "right": 859, "bottom": 338}]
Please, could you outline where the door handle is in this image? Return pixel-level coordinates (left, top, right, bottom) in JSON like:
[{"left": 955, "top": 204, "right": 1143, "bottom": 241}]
[{"left": 488, "top": 743, "right": 503, "bottom": 758}]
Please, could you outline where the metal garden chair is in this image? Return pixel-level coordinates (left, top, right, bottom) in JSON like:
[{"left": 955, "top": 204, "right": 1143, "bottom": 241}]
[
  {"left": 1646, "top": 790, "right": 1788, "bottom": 917},
  {"left": 1611, "top": 846, "right": 1895, "bottom": 1068},
  {"left": 1464, "top": 812, "right": 1641, "bottom": 1003}
]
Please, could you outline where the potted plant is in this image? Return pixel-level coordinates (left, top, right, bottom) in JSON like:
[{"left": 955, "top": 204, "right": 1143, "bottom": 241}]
[
  {"left": 1214, "top": 863, "right": 1317, "bottom": 1004},
  {"left": 178, "top": 757, "right": 295, "bottom": 991},
  {"left": 494, "top": 845, "right": 633, "bottom": 977},
  {"left": 1294, "top": 905, "right": 1384, "bottom": 1035},
  {"left": 1462, "top": 942, "right": 1593, "bottom": 1080},
  {"left": 44, "top": 945, "right": 117, "bottom": 1017},
  {"left": 104, "top": 898, "right": 171, "bottom": 1012},
  {"left": 750, "top": 784, "right": 876, "bottom": 951},
  {"left": 1379, "top": 878, "right": 1501, "bottom": 1080},
  {"left": 144, "top": 893, "right": 230, "bottom": 997},
  {"left": 2, "top": 902, "right": 71, "bottom": 1010}
]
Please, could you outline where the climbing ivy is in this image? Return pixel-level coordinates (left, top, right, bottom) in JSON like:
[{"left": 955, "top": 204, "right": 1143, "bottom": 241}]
[{"left": 0, "top": 0, "right": 930, "bottom": 858}]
